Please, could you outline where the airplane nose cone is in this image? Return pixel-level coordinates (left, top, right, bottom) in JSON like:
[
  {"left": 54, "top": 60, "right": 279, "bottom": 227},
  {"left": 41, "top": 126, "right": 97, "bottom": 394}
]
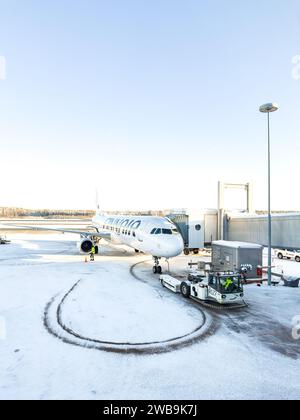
[{"left": 167, "top": 236, "right": 184, "bottom": 258}]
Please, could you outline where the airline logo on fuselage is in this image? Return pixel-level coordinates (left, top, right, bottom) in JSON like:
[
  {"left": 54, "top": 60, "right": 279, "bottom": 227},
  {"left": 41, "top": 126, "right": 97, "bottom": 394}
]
[{"left": 105, "top": 218, "right": 142, "bottom": 230}]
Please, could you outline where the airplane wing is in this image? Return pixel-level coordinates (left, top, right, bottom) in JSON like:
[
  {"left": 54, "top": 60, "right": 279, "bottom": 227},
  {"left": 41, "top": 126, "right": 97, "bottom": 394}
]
[{"left": 3, "top": 224, "right": 111, "bottom": 240}]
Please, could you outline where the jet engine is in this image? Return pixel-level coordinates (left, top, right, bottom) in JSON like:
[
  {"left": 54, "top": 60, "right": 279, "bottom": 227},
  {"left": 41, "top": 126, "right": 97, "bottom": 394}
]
[{"left": 77, "top": 238, "right": 94, "bottom": 254}]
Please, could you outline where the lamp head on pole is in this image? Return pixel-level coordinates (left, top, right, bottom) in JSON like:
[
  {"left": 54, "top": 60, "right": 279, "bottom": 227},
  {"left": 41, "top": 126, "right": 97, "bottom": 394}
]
[{"left": 259, "top": 103, "right": 279, "bottom": 113}]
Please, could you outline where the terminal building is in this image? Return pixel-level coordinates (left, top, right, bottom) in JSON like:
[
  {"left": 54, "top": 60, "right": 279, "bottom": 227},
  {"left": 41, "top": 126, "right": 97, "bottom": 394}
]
[
  {"left": 225, "top": 212, "right": 300, "bottom": 250},
  {"left": 168, "top": 182, "right": 300, "bottom": 252}
]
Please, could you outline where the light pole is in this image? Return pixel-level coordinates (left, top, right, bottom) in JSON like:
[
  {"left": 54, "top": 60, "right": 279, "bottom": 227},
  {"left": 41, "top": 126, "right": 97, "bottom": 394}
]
[{"left": 259, "top": 103, "right": 279, "bottom": 286}]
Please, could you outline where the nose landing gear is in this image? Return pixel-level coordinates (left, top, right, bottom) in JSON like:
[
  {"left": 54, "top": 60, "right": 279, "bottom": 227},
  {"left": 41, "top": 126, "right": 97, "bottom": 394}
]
[{"left": 153, "top": 257, "right": 162, "bottom": 274}]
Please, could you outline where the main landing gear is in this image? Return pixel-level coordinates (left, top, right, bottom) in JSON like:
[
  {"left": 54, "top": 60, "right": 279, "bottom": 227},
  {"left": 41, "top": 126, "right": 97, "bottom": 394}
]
[{"left": 153, "top": 257, "right": 162, "bottom": 274}]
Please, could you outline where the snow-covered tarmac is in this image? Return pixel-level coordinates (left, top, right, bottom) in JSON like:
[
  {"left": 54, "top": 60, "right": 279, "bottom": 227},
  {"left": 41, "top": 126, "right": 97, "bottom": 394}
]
[{"left": 0, "top": 234, "right": 299, "bottom": 400}]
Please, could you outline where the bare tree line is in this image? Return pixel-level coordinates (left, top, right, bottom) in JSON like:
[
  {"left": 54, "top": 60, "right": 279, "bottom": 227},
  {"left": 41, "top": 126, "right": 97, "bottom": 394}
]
[
  {"left": 0, "top": 208, "right": 167, "bottom": 219},
  {"left": 2, "top": 207, "right": 295, "bottom": 219},
  {"left": 0, "top": 208, "right": 95, "bottom": 218}
]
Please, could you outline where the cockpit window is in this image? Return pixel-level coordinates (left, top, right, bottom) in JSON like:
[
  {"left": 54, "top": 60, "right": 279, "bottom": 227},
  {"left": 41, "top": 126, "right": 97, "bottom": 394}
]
[
  {"left": 151, "top": 227, "right": 179, "bottom": 235},
  {"left": 162, "top": 229, "right": 172, "bottom": 235}
]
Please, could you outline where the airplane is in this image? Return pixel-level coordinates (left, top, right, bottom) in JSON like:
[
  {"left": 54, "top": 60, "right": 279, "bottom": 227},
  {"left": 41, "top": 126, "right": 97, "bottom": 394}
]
[{"left": 5, "top": 210, "right": 184, "bottom": 274}]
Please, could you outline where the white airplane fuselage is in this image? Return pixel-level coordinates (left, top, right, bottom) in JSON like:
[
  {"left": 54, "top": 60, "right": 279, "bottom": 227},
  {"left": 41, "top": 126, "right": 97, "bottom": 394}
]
[{"left": 92, "top": 213, "right": 184, "bottom": 258}]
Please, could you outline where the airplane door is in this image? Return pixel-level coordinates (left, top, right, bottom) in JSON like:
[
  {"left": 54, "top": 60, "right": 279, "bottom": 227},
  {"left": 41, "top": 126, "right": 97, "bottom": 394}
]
[{"left": 136, "top": 231, "right": 143, "bottom": 243}]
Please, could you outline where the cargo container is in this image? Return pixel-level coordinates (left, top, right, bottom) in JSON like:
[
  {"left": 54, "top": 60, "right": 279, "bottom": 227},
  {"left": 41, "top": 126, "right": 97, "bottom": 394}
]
[{"left": 212, "top": 240, "right": 263, "bottom": 279}]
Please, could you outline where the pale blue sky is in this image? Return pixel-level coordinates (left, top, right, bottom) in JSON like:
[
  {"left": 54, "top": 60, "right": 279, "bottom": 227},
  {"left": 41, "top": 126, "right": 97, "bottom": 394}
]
[{"left": 0, "top": 0, "right": 299, "bottom": 210}]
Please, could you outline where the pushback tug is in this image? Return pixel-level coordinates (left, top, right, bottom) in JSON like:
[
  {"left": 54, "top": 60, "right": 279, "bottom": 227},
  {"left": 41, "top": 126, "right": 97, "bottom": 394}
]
[{"left": 160, "top": 269, "right": 246, "bottom": 307}]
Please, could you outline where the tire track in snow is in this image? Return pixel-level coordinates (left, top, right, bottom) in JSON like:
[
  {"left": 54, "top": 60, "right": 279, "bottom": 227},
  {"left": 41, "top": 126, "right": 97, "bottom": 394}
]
[{"left": 44, "top": 258, "right": 217, "bottom": 354}]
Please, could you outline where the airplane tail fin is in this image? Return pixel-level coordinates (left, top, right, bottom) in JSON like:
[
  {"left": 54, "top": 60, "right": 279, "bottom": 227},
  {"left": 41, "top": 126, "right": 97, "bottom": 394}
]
[{"left": 95, "top": 188, "right": 101, "bottom": 215}]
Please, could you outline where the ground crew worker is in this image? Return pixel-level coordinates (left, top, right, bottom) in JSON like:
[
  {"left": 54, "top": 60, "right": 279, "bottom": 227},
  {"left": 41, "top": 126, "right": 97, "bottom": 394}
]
[
  {"left": 90, "top": 245, "right": 96, "bottom": 262},
  {"left": 223, "top": 277, "right": 234, "bottom": 291}
]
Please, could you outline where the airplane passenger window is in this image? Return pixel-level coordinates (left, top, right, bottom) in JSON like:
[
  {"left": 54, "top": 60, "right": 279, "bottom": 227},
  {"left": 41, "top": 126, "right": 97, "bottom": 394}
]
[{"left": 133, "top": 232, "right": 136, "bottom": 237}]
